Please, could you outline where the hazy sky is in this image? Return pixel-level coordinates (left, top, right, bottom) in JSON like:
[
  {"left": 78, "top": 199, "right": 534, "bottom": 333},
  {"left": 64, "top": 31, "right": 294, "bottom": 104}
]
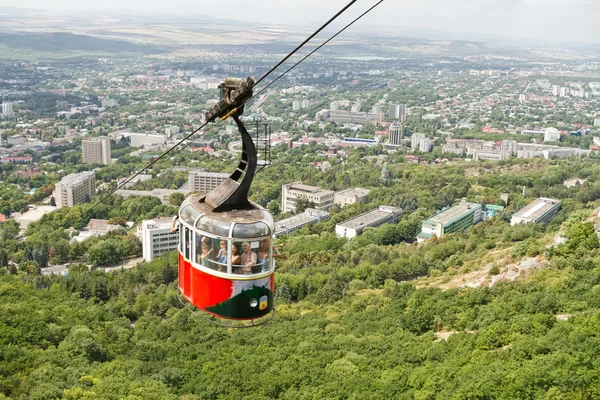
[{"left": 8, "top": 0, "right": 600, "bottom": 43}]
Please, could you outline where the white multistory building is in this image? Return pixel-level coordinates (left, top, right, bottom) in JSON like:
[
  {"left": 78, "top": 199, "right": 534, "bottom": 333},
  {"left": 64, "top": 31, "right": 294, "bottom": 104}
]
[
  {"left": 188, "top": 171, "right": 230, "bottom": 194},
  {"left": 281, "top": 182, "right": 335, "bottom": 213},
  {"left": 141, "top": 217, "right": 180, "bottom": 262},
  {"left": 1, "top": 102, "right": 14, "bottom": 117},
  {"left": 82, "top": 137, "right": 112, "bottom": 165},
  {"left": 411, "top": 133, "right": 425, "bottom": 149},
  {"left": 419, "top": 138, "right": 434, "bottom": 153},
  {"left": 53, "top": 171, "right": 96, "bottom": 208},
  {"left": 544, "top": 127, "right": 561, "bottom": 143}
]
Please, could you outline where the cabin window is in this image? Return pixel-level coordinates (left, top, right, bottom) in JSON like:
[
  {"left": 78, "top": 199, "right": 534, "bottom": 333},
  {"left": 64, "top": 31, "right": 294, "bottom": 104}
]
[
  {"left": 230, "top": 239, "right": 272, "bottom": 276},
  {"left": 194, "top": 232, "right": 228, "bottom": 273}
]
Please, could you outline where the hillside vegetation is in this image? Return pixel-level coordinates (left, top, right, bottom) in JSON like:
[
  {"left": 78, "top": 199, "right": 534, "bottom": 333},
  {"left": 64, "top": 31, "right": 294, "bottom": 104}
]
[{"left": 3, "top": 156, "right": 600, "bottom": 398}]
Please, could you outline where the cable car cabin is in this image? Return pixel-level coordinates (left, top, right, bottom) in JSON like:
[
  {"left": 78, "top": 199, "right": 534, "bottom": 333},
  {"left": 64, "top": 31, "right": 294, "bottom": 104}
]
[{"left": 178, "top": 194, "right": 275, "bottom": 321}]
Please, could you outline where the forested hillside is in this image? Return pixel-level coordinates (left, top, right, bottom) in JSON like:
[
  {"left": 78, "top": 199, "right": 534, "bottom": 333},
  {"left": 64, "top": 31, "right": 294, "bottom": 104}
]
[{"left": 3, "top": 156, "right": 600, "bottom": 398}]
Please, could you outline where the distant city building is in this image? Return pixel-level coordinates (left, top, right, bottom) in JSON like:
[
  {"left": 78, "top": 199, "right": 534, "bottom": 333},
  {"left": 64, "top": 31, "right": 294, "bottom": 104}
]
[
  {"left": 53, "top": 171, "right": 96, "bottom": 209},
  {"left": 335, "top": 206, "right": 402, "bottom": 239},
  {"left": 552, "top": 85, "right": 560, "bottom": 96},
  {"left": 301, "top": 99, "right": 311, "bottom": 109},
  {"left": 418, "top": 202, "right": 483, "bottom": 241},
  {"left": 188, "top": 171, "right": 229, "bottom": 194},
  {"left": 329, "top": 110, "right": 380, "bottom": 124},
  {"left": 389, "top": 104, "right": 406, "bottom": 121},
  {"left": 388, "top": 121, "right": 403, "bottom": 147},
  {"left": 0, "top": 156, "right": 32, "bottom": 164},
  {"left": 419, "top": 138, "right": 434, "bottom": 153},
  {"left": 544, "top": 127, "right": 561, "bottom": 143},
  {"left": 594, "top": 118, "right": 600, "bottom": 127},
  {"left": 521, "top": 129, "right": 546, "bottom": 137},
  {"left": 274, "top": 208, "right": 330, "bottom": 237},
  {"left": 510, "top": 198, "right": 561, "bottom": 226},
  {"left": 281, "top": 182, "right": 335, "bottom": 213},
  {"left": 82, "top": 136, "right": 111, "bottom": 165},
  {"left": 141, "top": 217, "right": 180, "bottom": 262},
  {"left": 334, "top": 188, "right": 370, "bottom": 207},
  {"left": 560, "top": 87, "right": 569, "bottom": 97},
  {"left": 351, "top": 100, "right": 362, "bottom": 113},
  {"left": 330, "top": 101, "right": 341, "bottom": 111},
  {"left": 129, "top": 133, "right": 167, "bottom": 147},
  {"left": 292, "top": 100, "right": 301, "bottom": 111},
  {"left": 411, "top": 133, "right": 426, "bottom": 149},
  {"left": 1, "top": 102, "right": 14, "bottom": 117},
  {"left": 165, "top": 126, "right": 180, "bottom": 137},
  {"left": 101, "top": 98, "right": 119, "bottom": 108},
  {"left": 7, "top": 135, "right": 25, "bottom": 146}
]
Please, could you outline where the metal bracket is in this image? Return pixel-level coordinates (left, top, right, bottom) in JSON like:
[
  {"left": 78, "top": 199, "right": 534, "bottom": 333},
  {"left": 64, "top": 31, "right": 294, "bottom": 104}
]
[{"left": 205, "top": 77, "right": 255, "bottom": 123}]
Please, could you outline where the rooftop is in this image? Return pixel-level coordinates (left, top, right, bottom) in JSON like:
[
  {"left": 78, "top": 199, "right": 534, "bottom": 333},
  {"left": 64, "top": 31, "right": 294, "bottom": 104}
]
[
  {"left": 337, "top": 206, "right": 401, "bottom": 230},
  {"left": 275, "top": 208, "right": 329, "bottom": 233},
  {"left": 59, "top": 171, "right": 95, "bottom": 186},
  {"left": 15, "top": 206, "right": 58, "bottom": 229},
  {"left": 335, "top": 188, "right": 371, "bottom": 198},
  {"left": 425, "top": 202, "right": 481, "bottom": 226},
  {"left": 143, "top": 217, "right": 175, "bottom": 230},
  {"left": 513, "top": 198, "right": 561, "bottom": 221},
  {"left": 189, "top": 171, "right": 230, "bottom": 178},
  {"left": 287, "top": 182, "right": 333, "bottom": 194}
]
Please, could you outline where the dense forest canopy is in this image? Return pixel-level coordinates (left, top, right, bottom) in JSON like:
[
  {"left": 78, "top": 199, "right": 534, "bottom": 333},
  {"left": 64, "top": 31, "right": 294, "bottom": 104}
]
[{"left": 3, "top": 154, "right": 600, "bottom": 398}]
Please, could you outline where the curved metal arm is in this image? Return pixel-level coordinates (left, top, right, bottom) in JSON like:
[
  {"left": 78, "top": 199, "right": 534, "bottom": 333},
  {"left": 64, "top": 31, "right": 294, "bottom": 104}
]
[{"left": 201, "top": 114, "right": 257, "bottom": 212}]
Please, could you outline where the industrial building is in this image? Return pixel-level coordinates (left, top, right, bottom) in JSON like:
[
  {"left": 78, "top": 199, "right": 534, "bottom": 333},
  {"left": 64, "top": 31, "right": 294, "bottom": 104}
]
[
  {"left": 334, "top": 188, "right": 370, "bottom": 207},
  {"left": 82, "top": 136, "right": 111, "bottom": 165},
  {"left": 53, "top": 171, "right": 96, "bottom": 208},
  {"left": 274, "top": 208, "right": 330, "bottom": 237},
  {"left": 141, "top": 217, "right": 180, "bottom": 262},
  {"left": 418, "top": 202, "right": 483, "bottom": 241},
  {"left": 188, "top": 171, "right": 230, "bottom": 194},
  {"left": 335, "top": 206, "right": 402, "bottom": 239},
  {"left": 510, "top": 198, "right": 562, "bottom": 226},
  {"left": 282, "top": 182, "right": 335, "bottom": 213}
]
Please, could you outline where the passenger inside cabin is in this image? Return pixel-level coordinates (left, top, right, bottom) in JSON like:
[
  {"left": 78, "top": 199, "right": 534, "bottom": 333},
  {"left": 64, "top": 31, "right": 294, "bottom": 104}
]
[
  {"left": 200, "top": 243, "right": 213, "bottom": 267},
  {"left": 257, "top": 240, "right": 270, "bottom": 272},
  {"left": 231, "top": 243, "right": 242, "bottom": 273},
  {"left": 216, "top": 240, "right": 228, "bottom": 272},
  {"left": 240, "top": 241, "right": 257, "bottom": 275}
]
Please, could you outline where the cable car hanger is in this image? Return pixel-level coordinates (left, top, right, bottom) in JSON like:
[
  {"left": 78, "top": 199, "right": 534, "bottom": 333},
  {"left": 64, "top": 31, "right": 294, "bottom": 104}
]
[{"left": 85, "top": 0, "right": 386, "bottom": 217}]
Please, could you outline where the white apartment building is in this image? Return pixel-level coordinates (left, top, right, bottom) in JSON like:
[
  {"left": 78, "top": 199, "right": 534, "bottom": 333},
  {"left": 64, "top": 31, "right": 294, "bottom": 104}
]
[
  {"left": 82, "top": 136, "right": 111, "bottom": 165},
  {"left": 411, "top": 133, "right": 425, "bottom": 149},
  {"left": 141, "top": 217, "right": 180, "bottom": 262},
  {"left": 420, "top": 138, "right": 434, "bottom": 153},
  {"left": 1, "top": 102, "right": 14, "bottom": 117},
  {"left": 188, "top": 171, "right": 230, "bottom": 194},
  {"left": 544, "top": 127, "right": 561, "bottom": 143},
  {"left": 334, "top": 188, "right": 370, "bottom": 207},
  {"left": 53, "top": 171, "right": 96, "bottom": 208},
  {"left": 282, "top": 182, "right": 335, "bottom": 213}
]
